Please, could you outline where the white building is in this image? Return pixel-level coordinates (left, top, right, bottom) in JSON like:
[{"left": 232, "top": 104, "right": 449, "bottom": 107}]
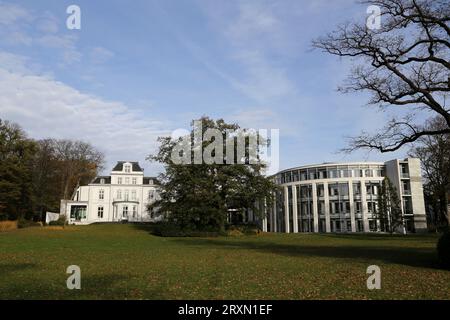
[
  {"left": 60, "top": 161, "right": 160, "bottom": 225},
  {"left": 255, "top": 158, "right": 427, "bottom": 233}
]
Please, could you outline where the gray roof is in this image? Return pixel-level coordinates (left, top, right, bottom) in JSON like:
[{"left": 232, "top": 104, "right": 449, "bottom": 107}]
[
  {"left": 91, "top": 176, "right": 111, "bottom": 184},
  {"left": 112, "top": 161, "right": 143, "bottom": 172}
]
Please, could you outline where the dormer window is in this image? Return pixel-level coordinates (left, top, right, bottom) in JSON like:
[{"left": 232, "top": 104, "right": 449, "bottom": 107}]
[
  {"left": 124, "top": 164, "right": 131, "bottom": 173},
  {"left": 100, "top": 178, "right": 105, "bottom": 184}
]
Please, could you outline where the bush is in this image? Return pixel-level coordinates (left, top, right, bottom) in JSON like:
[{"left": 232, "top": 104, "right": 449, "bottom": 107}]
[
  {"left": 437, "top": 230, "right": 450, "bottom": 270},
  {"left": 49, "top": 216, "right": 66, "bottom": 226},
  {"left": 17, "top": 218, "right": 42, "bottom": 229},
  {"left": 226, "top": 223, "right": 261, "bottom": 236}
]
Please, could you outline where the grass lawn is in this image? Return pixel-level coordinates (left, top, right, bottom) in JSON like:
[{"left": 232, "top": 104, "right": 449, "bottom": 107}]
[{"left": 0, "top": 224, "right": 449, "bottom": 300}]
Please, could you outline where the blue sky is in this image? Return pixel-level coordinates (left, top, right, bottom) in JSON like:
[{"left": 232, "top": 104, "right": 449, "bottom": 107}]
[{"left": 0, "top": 0, "right": 411, "bottom": 175}]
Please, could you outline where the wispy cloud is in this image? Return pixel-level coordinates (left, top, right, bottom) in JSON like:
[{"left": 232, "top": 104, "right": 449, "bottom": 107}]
[{"left": 0, "top": 52, "right": 168, "bottom": 174}]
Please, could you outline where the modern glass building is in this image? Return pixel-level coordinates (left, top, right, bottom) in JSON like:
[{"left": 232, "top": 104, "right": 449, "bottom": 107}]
[{"left": 257, "top": 158, "right": 427, "bottom": 233}]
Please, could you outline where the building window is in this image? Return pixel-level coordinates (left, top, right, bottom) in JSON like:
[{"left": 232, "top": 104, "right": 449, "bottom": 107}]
[
  {"left": 148, "top": 190, "right": 154, "bottom": 200},
  {"left": 99, "top": 189, "right": 104, "bottom": 200},
  {"left": 132, "top": 205, "right": 137, "bottom": 218},
  {"left": 132, "top": 177, "right": 137, "bottom": 185},
  {"left": 123, "top": 206, "right": 128, "bottom": 218},
  {"left": 365, "top": 169, "right": 373, "bottom": 177},
  {"left": 124, "top": 165, "right": 131, "bottom": 173},
  {"left": 124, "top": 190, "right": 129, "bottom": 201},
  {"left": 125, "top": 177, "right": 130, "bottom": 185},
  {"left": 117, "top": 190, "right": 122, "bottom": 199},
  {"left": 131, "top": 190, "right": 136, "bottom": 200},
  {"left": 98, "top": 206, "right": 104, "bottom": 218},
  {"left": 118, "top": 177, "right": 122, "bottom": 184}
]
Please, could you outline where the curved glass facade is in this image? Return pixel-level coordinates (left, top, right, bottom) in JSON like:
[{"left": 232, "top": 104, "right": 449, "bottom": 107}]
[{"left": 262, "top": 159, "right": 427, "bottom": 233}]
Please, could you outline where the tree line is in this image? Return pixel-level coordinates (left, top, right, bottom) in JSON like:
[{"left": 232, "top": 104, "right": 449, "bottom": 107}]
[{"left": 0, "top": 119, "right": 104, "bottom": 221}]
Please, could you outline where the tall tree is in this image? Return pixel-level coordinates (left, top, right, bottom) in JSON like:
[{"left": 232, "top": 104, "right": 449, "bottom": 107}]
[
  {"left": 377, "top": 177, "right": 404, "bottom": 233},
  {"left": 149, "top": 117, "right": 278, "bottom": 232},
  {"left": 313, "top": 0, "right": 450, "bottom": 152},
  {"left": 409, "top": 117, "right": 450, "bottom": 228},
  {"left": 52, "top": 139, "right": 105, "bottom": 200},
  {"left": 0, "top": 119, "right": 36, "bottom": 220}
]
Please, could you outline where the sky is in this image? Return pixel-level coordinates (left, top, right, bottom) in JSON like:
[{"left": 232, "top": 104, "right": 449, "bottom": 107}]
[{"left": 0, "top": 0, "right": 411, "bottom": 176}]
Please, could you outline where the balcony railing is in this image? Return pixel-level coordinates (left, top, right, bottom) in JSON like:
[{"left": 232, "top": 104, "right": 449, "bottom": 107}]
[
  {"left": 113, "top": 198, "right": 139, "bottom": 203},
  {"left": 400, "top": 172, "right": 410, "bottom": 178}
]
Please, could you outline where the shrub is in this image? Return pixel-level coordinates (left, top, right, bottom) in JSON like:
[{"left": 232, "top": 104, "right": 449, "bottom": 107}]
[
  {"left": 17, "top": 218, "right": 42, "bottom": 229},
  {"left": 49, "top": 216, "right": 66, "bottom": 226},
  {"left": 226, "top": 223, "right": 261, "bottom": 236},
  {"left": 437, "top": 230, "right": 450, "bottom": 270},
  {"left": 0, "top": 220, "right": 18, "bottom": 232}
]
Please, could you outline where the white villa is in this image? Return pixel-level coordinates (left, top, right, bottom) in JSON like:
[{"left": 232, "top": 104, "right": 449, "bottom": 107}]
[{"left": 60, "top": 161, "right": 160, "bottom": 225}]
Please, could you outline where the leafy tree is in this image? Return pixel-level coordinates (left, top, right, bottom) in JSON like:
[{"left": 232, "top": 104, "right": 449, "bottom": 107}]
[
  {"left": 409, "top": 117, "right": 450, "bottom": 229},
  {"left": 377, "top": 177, "right": 404, "bottom": 233},
  {"left": 0, "top": 119, "right": 105, "bottom": 221},
  {"left": 313, "top": 0, "right": 450, "bottom": 152},
  {"left": 148, "top": 117, "right": 278, "bottom": 232},
  {"left": 0, "top": 119, "right": 36, "bottom": 220}
]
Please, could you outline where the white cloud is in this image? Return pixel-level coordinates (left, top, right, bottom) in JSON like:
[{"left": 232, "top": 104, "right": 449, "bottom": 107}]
[
  {"left": 0, "top": 2, "right": 31, "bottom": 25},
  {"left": 90, "top": 46, "right": 115, "bottom": 64},
  {"left": 0, "top": 52, "right": 168, "bottom": 174}
]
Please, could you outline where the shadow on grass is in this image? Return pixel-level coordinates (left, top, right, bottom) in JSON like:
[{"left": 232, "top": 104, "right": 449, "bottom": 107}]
[
  {"left": 170, "top": 237, "right": 441, "bottom": 270},
  {"left": 0, "top": 263, "right": 37, "bottom": 275},
  {"left": 131, "top": 223, "right": 441, "bottom": 270}
]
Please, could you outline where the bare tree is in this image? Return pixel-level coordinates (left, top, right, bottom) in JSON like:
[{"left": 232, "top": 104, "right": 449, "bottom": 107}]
[
  {"left": 52, "top": 140, "right": 105, "bottom": 199},
  {"left": 313, "top": 0, "right": 450, "bottom": 152}
]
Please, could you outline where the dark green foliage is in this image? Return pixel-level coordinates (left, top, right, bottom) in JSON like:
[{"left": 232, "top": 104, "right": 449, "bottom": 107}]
[
  {"left": 0, "top": 118, "right": 104, "bottom": 222},
  {"left": 149, "top": 117, "right": 278, "bottom": 233},
  {"left": 48, "top": 216, "right": 66, "bottom": 226},
  {"left": 376, "top": 177, "right": 404, "bottom": 233},
  {"left": 0, "top": 119, "right": 36, "bottom": 220},
  {"left": 437, "top": 231, "right": 450, "bottom": 269},
  {"left": 17, "top": 218, "right": 41, "bottom": 229}
]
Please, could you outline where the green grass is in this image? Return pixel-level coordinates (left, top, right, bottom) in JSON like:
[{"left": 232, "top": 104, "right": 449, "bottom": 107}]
[{"left": 1, "top": 224, "right": 449, "bottom": 299}]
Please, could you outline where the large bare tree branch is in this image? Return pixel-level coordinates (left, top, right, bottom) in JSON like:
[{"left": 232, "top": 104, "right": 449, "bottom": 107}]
[{"left": 313, "top": 0, "right": 450, "bottom": 152}]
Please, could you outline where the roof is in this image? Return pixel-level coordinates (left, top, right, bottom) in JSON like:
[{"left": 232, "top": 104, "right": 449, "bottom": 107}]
[
  {"left": 144, "top": 177, "right": 159, "bottom": 185},
  {"left": 91, "top": 176, "right": 111, "bottom": 184},
  {"left": 276, "top": 161, "right": 386, "bottom": 175},
  {"left": 112, "top": 161, "right": 143, "bottom": 172}
]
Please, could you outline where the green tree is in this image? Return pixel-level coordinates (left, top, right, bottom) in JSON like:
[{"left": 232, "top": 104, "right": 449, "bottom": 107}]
[
  {"left": 409, "top": 117, "right": 450, "bottom": 230},
  {"left": 148, "top": 117, "right": 278, "bottom": 232},
  {"left": 377, "top": 177, "right": 404, "bottom": 233},
  {"left": 0, "top": 119, "right": 36, "bottom": 220}
]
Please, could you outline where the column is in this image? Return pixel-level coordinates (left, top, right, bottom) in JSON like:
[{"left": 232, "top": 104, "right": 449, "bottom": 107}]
[
  {"left": 312, "top": 183, "right": 319, "bottom": 233},
  {"left": 273, "top": 194, "right": 278, "bottom": 232},
  {"left": 292, "top": 185, "right": 299, "bottom": 233},
  {"left": 323, "top": 182, "right": 331, "bottom": 233},
  {"left": 262, "top": 199, "right": 268, "bottom": 232},
  {"left": 248, "top": 208, "right": 254, "bottom": 222},
  {"left": 348, "top": 181, "right": 356, "bottom": 232},
  {"left": 361, "top": 181, "right": 370, "bottom": 232},
  {"left": 284, "top": 186, "right": 290, "bottom": 233}
]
